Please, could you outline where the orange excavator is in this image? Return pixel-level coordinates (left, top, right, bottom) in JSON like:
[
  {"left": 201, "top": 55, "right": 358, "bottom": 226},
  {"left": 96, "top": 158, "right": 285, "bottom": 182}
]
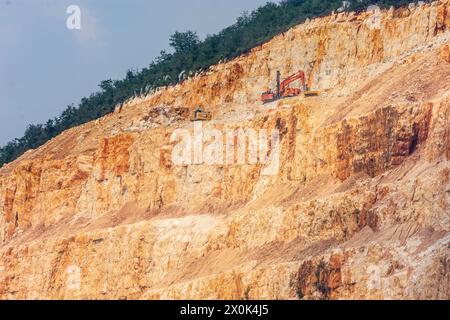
[{"left": 261, "top": 70, "right": 314, "bottom": 103}]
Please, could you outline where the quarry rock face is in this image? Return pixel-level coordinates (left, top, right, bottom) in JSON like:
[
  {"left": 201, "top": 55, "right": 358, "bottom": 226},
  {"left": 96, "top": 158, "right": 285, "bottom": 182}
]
[{"left": 0, "top": 1, "right": 449, "bottom": 300}]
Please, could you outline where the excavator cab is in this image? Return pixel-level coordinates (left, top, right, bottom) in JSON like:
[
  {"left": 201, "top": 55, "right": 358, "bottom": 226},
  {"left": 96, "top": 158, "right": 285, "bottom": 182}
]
[
  {"left": 261, "top": 90, "right": 276, "bottom": 103},
  {"left": 284, "top": 87, "right": 302, "bottom": 97},
  {"left": 191, "top": 107, "right": 212, "bottom": 121}
]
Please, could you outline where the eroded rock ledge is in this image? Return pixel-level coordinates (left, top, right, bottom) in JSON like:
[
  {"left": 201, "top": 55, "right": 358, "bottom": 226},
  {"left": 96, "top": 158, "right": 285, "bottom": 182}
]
[{"left": 0, "top": 1, "right": 449, "bottom": 299}]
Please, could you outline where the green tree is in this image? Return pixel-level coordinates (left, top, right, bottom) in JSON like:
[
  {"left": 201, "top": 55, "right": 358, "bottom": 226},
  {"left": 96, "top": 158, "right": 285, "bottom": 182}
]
[{"left": 169, "top": 31, "right": 200, "bottom": 53}]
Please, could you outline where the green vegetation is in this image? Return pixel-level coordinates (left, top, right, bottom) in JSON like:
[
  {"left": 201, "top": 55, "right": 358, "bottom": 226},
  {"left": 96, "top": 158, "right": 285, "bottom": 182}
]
[{"left": 0, "top": 0, "right": 411, "bottom": 167}]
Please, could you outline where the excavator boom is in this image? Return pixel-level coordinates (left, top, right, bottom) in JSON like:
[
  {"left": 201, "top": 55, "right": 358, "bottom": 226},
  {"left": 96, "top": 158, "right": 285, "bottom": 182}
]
[{"left": 280, "top": 71, "right": 305, "bottom": 96}]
